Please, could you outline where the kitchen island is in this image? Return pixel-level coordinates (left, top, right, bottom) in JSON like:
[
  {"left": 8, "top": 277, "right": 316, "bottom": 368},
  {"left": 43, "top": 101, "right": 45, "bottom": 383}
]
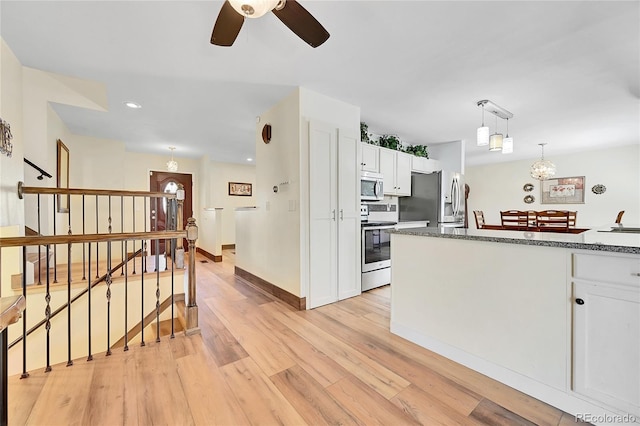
[{"left": 389, "top": 226, "right": 640, "bottom": 425}]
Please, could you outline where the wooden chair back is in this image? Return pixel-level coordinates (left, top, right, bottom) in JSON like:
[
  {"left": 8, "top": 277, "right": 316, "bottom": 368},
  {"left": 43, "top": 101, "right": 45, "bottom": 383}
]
[
  {"left": 473, "top": 211, "right": 485, "bottom": 229},
  {"left": 568, "top": 211, "right": 577, "bottom": 227},
  {"left": 536, "top": 210, "right": 570, "bottom": 231},
  {"left": 500, "top": 210, "right": 529, "bottom": 229},
  {"left": 615, "top": 210, "right": 625, "bottom": 224}
]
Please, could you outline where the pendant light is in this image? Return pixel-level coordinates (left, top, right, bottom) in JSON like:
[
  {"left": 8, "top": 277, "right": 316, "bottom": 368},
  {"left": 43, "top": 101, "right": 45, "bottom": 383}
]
[
  {"left": 477, "top": 103, "right": 489, "bottom": 147},
  {"left": 530, "top": 143, "right": 556, "bottom": 180},
  {"left": 167, "top": 146, "right": 178, "bottom": 172},
  {"left": 489, "top": 115, "right": 503, "bottom": 152},
  {"left": 502, "top": 118, "right": 513, "bottom": 154}
]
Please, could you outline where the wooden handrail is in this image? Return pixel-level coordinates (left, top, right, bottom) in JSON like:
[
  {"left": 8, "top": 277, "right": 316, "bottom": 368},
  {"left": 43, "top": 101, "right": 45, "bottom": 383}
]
[
  {"left": 0, "top": 230, "right": 187, "bottom": 248},
  {"left": 18, "top": 184, "right": 176, "bottom": 199},
  {"left": 7, "top": 249, "right": 143, "bottom": 350}
]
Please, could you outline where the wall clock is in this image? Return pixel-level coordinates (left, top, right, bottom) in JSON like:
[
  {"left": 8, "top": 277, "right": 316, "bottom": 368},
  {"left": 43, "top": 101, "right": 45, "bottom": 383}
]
[{"left": 262, "top": 124, "right": 272, "bottom": 144}]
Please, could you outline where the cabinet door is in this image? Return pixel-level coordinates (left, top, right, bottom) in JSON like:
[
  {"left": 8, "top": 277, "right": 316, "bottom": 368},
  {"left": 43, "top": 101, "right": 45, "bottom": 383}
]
[
  {"left": 573, "top": 280, "right": 640, "bottom": 416},
  {"left": 361, "top": 143, "right": 379, "bottom": 172},
  {"left": 379, "top": 148, "right": 396, "bottom": 195},
  {"left": 395, "top": 152, "right": 412, "bottom": 196},
  {"left": 411, "top": 156, "right": 441, "bottom": 174},
  {"left": 308, "top": 122, "right": 338, "bottom": 309},
  {"left": 338, "top": 130, "right": 361, "bottom": 300}
]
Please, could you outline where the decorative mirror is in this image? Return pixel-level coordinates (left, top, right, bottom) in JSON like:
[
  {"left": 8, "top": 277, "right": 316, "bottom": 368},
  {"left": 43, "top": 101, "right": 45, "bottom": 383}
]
[
  {"left": 57, "top": 139, "right": 70, "bottom": 213},
  {"left": 524, "top": 195, "right": 535, "bottom": 204},
  {"left": 523, "top": 183, "right": 534, "bottom": 192}
]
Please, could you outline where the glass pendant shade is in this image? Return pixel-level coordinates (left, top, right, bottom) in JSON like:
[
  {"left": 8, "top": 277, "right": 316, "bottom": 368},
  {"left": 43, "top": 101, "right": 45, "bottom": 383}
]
[
  {"left": 502, "top": 136, "right": 513, "bottom": 154},
  {"left": 166, "top": 146, "right": 178, "bottom": 172},
  {"left": 477, "top": 126, "right": 489, "bottom": 146},
  {"left": 167, "top": 159, "right": 178, "bottom": 172},
  {"left": 530, "top": 143, "right": 556, "bottom": 180},
  {"left": 489, "top": 133, "right": 503, "bottom": 151},
  {"left": 229, "top": 0, "right": 279, "bottom": 17}
]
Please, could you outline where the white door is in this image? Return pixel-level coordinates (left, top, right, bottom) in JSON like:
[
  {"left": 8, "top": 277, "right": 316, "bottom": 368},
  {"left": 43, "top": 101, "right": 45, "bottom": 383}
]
[
  {"left": 573, "top": 280, "right": 640, "bottom": 416},
  {"left": 308, "top": 122, "right": 338, "bottom": 308},
  {"left": 338, "top": 130, "right": 361, "bottom": 300}
]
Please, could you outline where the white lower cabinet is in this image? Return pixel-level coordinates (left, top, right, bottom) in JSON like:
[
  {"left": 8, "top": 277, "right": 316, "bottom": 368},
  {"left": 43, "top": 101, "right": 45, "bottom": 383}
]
[
  {"left": 308, "top": 121, "right": 361, "bottom": 309},
  {"left": 572, "top": 252, "right": 640, "bottom": 417}
]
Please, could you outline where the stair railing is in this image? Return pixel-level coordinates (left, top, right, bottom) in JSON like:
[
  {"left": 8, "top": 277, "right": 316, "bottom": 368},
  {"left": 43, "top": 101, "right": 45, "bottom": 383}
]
[{"left": 0, "top": 184, "right": 199, "bottom": 426}]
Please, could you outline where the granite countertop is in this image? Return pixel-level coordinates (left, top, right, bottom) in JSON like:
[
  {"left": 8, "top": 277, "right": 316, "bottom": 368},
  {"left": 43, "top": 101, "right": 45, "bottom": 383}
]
[{"left": 388, "top": 224, "right": 640, "bottom": 254}]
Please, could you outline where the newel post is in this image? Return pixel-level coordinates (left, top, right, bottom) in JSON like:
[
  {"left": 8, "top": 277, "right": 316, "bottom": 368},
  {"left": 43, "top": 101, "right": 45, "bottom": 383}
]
[{"left": 185, "top": 217, "right": 200, "bottom": 335}]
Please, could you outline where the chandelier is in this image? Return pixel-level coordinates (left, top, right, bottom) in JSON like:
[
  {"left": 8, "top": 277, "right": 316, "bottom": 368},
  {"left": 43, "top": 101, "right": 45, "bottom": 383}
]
[
  {"left": 167, "top": 147, "right": 178, "bottom": 172},
  {"left": 530, "top": 143, "right": 556, "bottom": 180}
]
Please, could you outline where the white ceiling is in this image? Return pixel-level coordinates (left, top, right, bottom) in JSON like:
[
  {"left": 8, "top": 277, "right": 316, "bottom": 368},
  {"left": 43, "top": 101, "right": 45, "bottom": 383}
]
[{"left": 1, "top": 1, "right": 638, "bottom": 166}]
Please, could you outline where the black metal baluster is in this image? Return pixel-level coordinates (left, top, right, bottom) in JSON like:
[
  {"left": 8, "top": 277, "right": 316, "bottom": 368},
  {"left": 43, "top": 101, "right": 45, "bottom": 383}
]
[
  {"left": 53, "top": 194, "right": 57, "bottom": 284},
  {"left": 66, "top": 239, "right": 73, "bottom": 367},
  {"left": 82, "top": 194, "right": 86, "bottom": 280},
  {"left": 21, "top": 246, "right": 29, "bottom": 379},
  {"left": 144, "top": 198, "right": 147, "bottom": 273},
  {"left": 132, "top": 197, "right": 136, "bottom": 275},
  {"left": 37, "top": 194, "right": 41, "bottom": 285},
  {"left": 45, "top": 244, "right": 51, "bottom": 372},
  {"left": 87, "top": 241, "right": 93, "bottom": 362},
  {"left": 124, "top": 240, "right": 129, "bottom": 352},
  {"left": 171, "top": 248, "right": 175, "bottom": 339},
  {"left": 121, "top": 195, "right": 124, "bottom": 275},
  {"left": 140, "top": 240, "right": 146, "bottom": 347},
  {"left": 156, "top": 237, "right": 160, "bottom": 343},
  {"left": 106, "top": 241, "right": 112, "bottom": 356},
  {"left": 95, "top": 195, "right": 99, "bottom": 278}
]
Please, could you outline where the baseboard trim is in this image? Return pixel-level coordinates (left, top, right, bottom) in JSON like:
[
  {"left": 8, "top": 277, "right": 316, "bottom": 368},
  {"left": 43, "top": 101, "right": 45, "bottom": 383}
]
[
  {"left": 222, "top": 244, "right": 235, "bottom": 250},
  {"left": 235, "top": 267, "right": 306, "bottom": 311},
  {"left": 196, "top": 247, "right": 222, "bottom": 262}
]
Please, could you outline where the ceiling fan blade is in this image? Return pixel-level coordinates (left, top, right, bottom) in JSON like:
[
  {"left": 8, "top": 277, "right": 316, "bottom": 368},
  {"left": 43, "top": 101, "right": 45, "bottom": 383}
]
[
  {"left": 211, "top": 0, "right": 245, "bottom": 46},
  {"left": 272, "top": 0, "right": 329, "bottom": 48}
]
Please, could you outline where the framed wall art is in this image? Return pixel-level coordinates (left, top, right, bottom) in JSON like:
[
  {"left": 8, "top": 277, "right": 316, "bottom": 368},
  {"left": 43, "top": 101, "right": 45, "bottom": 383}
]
[
  {"left": 228, "top": 182, "right": 252, "bottom": 196},
  {"left": 541, "top": 176, "right": 585, "bottom": 204},
  {"left": 57, "top": 139, "right": 70, "bottom": 213}
]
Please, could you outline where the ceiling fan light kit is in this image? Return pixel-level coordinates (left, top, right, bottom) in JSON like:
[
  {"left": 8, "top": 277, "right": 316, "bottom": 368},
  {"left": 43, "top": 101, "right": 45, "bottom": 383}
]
[
  {"left": 476, "top": 100, "right": 513, "bottom": 154},
  {"left": 211, "top": 0, "right": 329, "bottom": 48}
]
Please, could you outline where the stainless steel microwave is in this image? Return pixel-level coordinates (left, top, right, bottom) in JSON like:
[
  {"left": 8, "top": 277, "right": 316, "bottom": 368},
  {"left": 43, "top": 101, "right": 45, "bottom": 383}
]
[{"left": 361, "top": 171, "right": 384, "bottom": 201}]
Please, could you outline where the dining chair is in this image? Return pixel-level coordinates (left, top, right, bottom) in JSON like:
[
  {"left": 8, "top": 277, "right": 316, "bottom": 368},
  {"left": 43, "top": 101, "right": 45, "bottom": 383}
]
[
  {"left": 500, "top": 210, "right": 530, "bottom": 229},
  {"left": 615, "top": 210, "right": 625, "bottom": 224},
  {"left": 536, "top": 210, "right": 570, "bottom": 231},
  {"left": 568, "top": 211, "right": 577, "bottom": 227},
  {"left": 474, "top": 211, "right": 485, "bottom": 229}
]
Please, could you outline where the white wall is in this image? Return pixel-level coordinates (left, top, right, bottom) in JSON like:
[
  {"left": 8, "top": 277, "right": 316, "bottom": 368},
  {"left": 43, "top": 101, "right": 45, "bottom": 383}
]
[
  {"left": 428, "top": 140, "right": 465, "bottom": 174},
  {"left": 236, "top": 88, "right": 301, "bottom": 296},
  {"left": 0, "top": 39, "right": 25, "bottom": 229},
  {"left": 466, "top": 144, "right": 640, "bottom": 227}
]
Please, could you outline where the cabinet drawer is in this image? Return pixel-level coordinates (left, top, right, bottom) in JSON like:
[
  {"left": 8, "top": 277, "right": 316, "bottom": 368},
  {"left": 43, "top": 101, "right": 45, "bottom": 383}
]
[{"left": 573, "top": 253, "right": 640, "bottom": 287}]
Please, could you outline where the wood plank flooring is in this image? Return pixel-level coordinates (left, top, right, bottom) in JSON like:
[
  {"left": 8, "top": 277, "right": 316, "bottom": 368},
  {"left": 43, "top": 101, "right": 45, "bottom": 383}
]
[{"left": 8, "top": 250, "right": 586, "bottom": 426}]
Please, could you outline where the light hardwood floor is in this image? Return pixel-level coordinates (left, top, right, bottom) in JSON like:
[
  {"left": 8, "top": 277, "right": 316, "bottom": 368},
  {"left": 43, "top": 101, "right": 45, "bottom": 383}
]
[{"left": 8, "top": 250, "right": 585, "bottom": 425}]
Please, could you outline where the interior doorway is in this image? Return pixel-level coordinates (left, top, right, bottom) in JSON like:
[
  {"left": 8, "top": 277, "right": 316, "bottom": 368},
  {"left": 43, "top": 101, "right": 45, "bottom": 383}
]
[{"left": 149, "top": 171, "right": 193, "bottom": 254}]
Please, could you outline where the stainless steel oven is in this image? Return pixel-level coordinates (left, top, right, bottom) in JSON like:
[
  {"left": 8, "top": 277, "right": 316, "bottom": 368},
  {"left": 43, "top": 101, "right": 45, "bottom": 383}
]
[
  {"left": 361, "top": 222, "right": 395, "bottom": 291},
  {"left": 361, "top": 171, "right": 384, "bottom": 201}
]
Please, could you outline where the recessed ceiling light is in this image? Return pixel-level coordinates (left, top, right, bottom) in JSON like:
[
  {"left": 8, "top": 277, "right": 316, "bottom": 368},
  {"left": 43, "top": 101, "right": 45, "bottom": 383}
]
[
  {"left": 247, "top": 158, "right": 253, "bottom": 162},
  {"left": 124, "top": 101, "right": 142, "bottom": 109}
]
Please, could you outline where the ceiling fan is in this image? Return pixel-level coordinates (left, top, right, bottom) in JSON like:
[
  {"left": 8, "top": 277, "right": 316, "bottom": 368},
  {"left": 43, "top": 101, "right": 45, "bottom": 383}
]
[{"left": 210, "top": 0, "right": 330, "bottom": 48}]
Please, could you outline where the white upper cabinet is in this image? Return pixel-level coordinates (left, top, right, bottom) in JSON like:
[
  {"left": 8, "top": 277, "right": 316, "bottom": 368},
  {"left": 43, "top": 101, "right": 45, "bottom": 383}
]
[
  {"left": 411, "top": 156, "right": 441, "bottom": 174},
  {"left": 360, "top": 143, "right": 379, "bottom": 172},
  {"left": 380, "top": 147, "right": 412, "bottom": 196}
]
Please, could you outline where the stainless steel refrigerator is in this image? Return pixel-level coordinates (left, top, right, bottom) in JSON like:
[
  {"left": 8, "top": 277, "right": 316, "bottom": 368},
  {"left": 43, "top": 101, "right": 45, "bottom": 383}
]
[{"left": 398, "top": 171, "right": 465, "bottom": 227}]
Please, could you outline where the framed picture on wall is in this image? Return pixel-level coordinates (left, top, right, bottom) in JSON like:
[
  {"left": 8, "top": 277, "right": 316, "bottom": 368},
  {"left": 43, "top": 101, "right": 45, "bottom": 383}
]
[
  {"left": 228, "top": 182, "right": 252, "bottom": 196},
  {"left": 541, "top": 176, "right": 585, "bottom": 204},
  {"left": 56, "top": 139, "right": 70, "bottom": 213}
]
